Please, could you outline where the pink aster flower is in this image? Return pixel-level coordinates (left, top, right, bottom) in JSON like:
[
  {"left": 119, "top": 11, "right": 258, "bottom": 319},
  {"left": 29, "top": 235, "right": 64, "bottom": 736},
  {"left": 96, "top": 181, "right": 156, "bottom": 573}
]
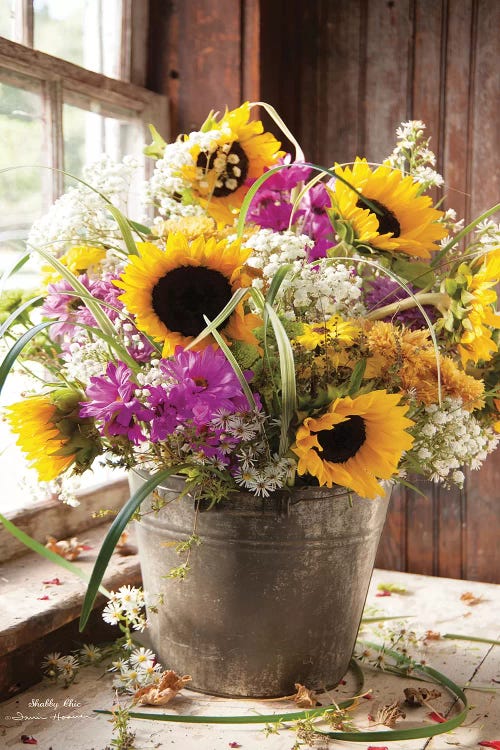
[
  {"left": 159, "top": 346, "right": 251, "bottom": 425},
  {"left": 79, "top": 362, "right": 152, "bottom": 443}
]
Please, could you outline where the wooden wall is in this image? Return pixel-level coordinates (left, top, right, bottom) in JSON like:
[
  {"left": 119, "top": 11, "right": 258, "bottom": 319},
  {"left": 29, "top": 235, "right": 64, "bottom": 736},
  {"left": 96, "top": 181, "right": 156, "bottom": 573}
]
[{"left": 147, "top": 0, "right": 499, "bottom": 583}]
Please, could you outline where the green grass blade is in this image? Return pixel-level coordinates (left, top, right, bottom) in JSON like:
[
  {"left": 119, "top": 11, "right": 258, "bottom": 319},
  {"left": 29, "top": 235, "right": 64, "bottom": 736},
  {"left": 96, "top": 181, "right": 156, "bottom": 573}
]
[
  {"left": 0, "top": 320, "right": 54, "bottom": 394},
  {"left": 236, "top": 164, "right": 292, "bottom": 236},
  {"left": 107, "top": 204, "right": 140, "bottom": 256},
  {"left": 264, "top": 302, "right": 296, "bottom": 455},
  {"left": 250, "top": 101, "right": 305, "bottom": 162},
  {"left": 431, "top": 202, "right": 500, "bottom": 267},
  {"left": 0, "top": 512, "right": 109, "bottom": 596},
  {"left": 206, "top": 321, "right": 256, "bottom": 410},
  {"left": 0, "top": 249, "right": 32, "bottom": 292},
  {"left": 94, "top": 654, "right": 467, "bottom": 742},
  {"left": 443, "top": 633, "right": 500, "bottom": 646},
  {"left": 34, "top": 247, "right": 117, "bottom": 340},
  {"left": 79, "top": 466, "right": 191, "bottom": 631},
  {"left": 0, "top": 295, "right": 44, "bottom": 338},
  {"left": 186, "top": 288, "right": 250, "bottom": 349}
]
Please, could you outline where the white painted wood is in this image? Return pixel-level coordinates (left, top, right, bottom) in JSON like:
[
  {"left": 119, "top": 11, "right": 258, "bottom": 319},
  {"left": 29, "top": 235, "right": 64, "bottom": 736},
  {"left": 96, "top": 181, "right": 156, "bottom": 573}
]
[{"left": 0, "top": 569, "right": 498, "bottom": 749}]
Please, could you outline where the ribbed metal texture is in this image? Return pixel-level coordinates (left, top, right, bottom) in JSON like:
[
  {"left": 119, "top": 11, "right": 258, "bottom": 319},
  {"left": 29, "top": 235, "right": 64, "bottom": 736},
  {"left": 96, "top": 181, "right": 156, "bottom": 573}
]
[{"left": 131, "top": 470, "right": 390, "bottom": 697}]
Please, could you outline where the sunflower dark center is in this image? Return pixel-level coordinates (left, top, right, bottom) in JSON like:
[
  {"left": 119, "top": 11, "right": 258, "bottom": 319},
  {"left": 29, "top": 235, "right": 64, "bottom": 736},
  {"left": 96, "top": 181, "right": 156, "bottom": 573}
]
[
  {"left": 316, "top": 415, "right": 366, "bottom": 464},
  {"left": 356, "top": 197, "right": 401, "bottom": 237},
  {"left": 152, "top": 266, "right": 232, "bottom": 338},
  {"left": 196, "top": 141, "right": 249, "bottom": 197}
]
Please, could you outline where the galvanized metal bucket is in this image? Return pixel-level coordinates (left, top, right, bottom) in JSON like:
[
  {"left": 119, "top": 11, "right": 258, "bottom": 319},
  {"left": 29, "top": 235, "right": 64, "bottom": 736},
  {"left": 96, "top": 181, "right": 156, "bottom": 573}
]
[{"left": 130, "top": 469, "right": 390, "bottom": 698}]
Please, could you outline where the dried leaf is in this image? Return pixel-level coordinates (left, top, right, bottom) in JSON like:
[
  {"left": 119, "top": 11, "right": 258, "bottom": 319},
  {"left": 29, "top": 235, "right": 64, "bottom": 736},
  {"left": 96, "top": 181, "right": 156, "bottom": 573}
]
[
  {"left": 404, "top": 687, "right": 442, "bottom": 707},
  {"left": 133, "top": 670, "right": 191, "bottom": 706},
  {"left": 424, "top": 630, "right": 441, "bottom": 641},
  {"left": 460, "top": 591, "right": 484, "bottom": 606},
  {"left": 115, "top": 530, "right": 138, "bottom": 557},
  {"left": 45, "top": 536, "right": 87, "bottom": 561},
  {"left": 373, "top": 701, "right": 406, "bottom": 728},
  {"left": 292, "top": 683, "right": 320, "bottom": 708}
]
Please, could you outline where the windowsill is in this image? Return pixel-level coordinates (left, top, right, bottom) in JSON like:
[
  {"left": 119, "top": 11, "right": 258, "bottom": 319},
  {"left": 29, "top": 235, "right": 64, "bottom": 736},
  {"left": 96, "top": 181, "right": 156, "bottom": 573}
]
[
  {"left": 0, "top": 521, "right": 141, "bottom": 700},
  {"left": 0, "top": 477, "right": 130, "bottom": 563}
]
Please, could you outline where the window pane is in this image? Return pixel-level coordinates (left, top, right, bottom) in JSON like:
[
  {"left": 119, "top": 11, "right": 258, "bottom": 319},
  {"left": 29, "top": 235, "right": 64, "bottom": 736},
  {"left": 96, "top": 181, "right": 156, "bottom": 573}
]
[
  {"left": 33, "top": 0, "right": 123, "bottom": 78},
  {"left": 0, "top": 81, "right": 46, "bottom": 284},
  {"left": 63, "top": 101, "right": 142, "bottom": 178},
  {"left": 0, "top": 0, "right": 16, "bottom": 40}
]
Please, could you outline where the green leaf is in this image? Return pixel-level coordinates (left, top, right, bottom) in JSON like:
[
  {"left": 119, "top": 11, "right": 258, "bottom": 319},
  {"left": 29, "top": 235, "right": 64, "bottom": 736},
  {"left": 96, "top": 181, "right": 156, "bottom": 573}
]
[
  {"left": 0, "top": 295, "right": 44, "bottom": 338},
  {"left": 264, "top": 302, "right": 297, "bottom": 455},
  {"left": 207, "top": 319, "right": 256, "bottom": 410},
  {"left": 186, "top": 288, "right": 250, "bottom": 349},
  {"left": 128, "top": 219, "right": 152, "bottom": 236},
  {"left": 391, "top": 258, "right": 435, "bottom": 289},
  {"left": 79, "top": 466, "right": 191, "bottom": 631},
  {"left": 0, "top": 512, "right": 109, "bottom": 596},
  {"left": 0, "top": 320, "right": 54, "bottom": 395},
  {"left": 348, "top": 359, "right": 366, "bottom": 395},
  {"left": 0, "top": 249, "right": 32, "bottom": 292},
  {"left": 34, "top": 248, "right": 118, "bottom": 340},
  {"left": 143, "top": 124, "right": 167, "bottom": 159},
  {"left": 107, "top": 204, "right": 140, "bottom": 256}
]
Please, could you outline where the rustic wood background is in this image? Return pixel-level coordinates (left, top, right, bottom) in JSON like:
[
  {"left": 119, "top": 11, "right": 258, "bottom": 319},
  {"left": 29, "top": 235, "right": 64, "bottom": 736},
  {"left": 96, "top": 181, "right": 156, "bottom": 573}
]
[{"left": 147, "top": 0, "right": 499, "bottom": 583}]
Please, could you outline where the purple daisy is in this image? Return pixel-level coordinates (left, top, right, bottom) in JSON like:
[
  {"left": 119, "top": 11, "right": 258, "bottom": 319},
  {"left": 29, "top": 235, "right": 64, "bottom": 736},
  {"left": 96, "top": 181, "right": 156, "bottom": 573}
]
[
  {"left": 80, "top": 361, "right": 152, "bottom": 443},
  {"left": 159, "top": 346, "right": 251, "bottom": 425}
]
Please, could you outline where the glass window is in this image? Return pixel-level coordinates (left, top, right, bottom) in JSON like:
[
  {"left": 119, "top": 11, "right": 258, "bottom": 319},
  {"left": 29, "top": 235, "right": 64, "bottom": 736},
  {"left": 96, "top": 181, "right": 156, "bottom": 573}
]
[
  {"left": 63, "top": 101, "right": 141, "bottom": 178},
  {"left": 0, "top": 80, "right": 47, "bottom": 283},
  {"left": 33, "top": 0, "right": 123, "bottom": 78},
  {"left": 0, "top": 0, "right": 16, "bottom": 40}
]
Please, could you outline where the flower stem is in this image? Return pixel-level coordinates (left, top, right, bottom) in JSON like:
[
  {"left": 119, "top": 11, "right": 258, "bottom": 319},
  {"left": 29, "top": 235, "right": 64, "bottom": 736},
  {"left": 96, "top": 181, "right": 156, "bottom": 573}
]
[{"left": 366, "top": 292, "right": 450, "bottom": 320}]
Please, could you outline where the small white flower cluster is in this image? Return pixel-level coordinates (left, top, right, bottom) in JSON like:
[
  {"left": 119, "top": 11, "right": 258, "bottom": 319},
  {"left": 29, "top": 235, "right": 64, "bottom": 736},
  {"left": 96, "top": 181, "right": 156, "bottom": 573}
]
[
  {"left": 102, "top": 585, "right": 148, "bottom": 632},
  {"left": 146, "top": 130, "right": 222, "bottom": 219},
  {"left": 28, "top": 155, "right": 141, "bottom": 257},
  {"left": 63, "top": 340, "right": 112, "bottom": 384},
  {"left": 387, "top": 120, "right": 444, "bottom": 189},
  {"left": 41, "top": 652, "right": 80, "bottom": 686},
  {"left": 243, "top": 229, "right": 365, "bottom": 321},
  {"left": 474, "top": 219, "right": 500, "bottom": 252},
  {"left": 283, "top": 258, "right": 365, "bottom": 322},
  {"left": 234, "top": 452, "right": 295, "bottom": 497},
  {"left": 243, "top": 228, "right": 312, "bottom": 280},
  {"left": 413, "top": 398, "right": 499, "bottom": 487},
  {"left": 110, "top": 646, "right": 162, "bottom": 693}
]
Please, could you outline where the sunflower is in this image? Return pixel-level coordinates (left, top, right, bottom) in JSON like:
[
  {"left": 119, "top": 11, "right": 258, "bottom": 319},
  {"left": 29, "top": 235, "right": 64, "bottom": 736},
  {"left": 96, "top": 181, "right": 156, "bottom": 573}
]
[
  {"left": 292, "top": 390, "right": 414, "bottom": 499},
  {"left": 330, "top": 158, "right": 447, "bottom": 258},
  {"left": 183, "top": 102, "right": 283, "bottom": 224},
  {"left": 5, "top": 396, "right": 77, "bottom": 481},
  {"left": 115, "top": 232, "right": 261, "bottom": 356}
]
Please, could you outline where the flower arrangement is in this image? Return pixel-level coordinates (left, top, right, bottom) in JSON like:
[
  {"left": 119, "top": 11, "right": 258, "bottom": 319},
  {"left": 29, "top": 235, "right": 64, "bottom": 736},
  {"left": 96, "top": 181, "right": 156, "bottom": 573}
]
[{"left": 2, "top": 103, "right": 499, "bottom": 509}]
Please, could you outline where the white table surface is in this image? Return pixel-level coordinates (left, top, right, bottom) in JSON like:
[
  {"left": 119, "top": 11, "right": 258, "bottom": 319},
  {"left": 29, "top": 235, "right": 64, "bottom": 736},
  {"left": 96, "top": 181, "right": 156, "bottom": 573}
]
[{"left": 1, "top": 568, "right": 498, "bottom": 749}]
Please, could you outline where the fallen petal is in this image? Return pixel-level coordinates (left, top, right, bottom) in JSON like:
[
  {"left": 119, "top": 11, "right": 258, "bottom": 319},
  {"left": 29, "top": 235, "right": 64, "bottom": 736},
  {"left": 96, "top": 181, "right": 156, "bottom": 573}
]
[
  {"left": 376, "top": 590, "right": 391, "bottom": 597},
  {"left": 37, "top": 595, "right": 50, "bottom": 601},
  {"left": 428, "top": 711, "right": 446, "bottom": 723},
  {"left": 42, "top": 578, "right": 62, "bottom": 585},
  {"left": 478, "top": 742, "right": 500, "bottom": 749},
  {"left": 21, "top": 736, "right": 38, "bottom": 745}
]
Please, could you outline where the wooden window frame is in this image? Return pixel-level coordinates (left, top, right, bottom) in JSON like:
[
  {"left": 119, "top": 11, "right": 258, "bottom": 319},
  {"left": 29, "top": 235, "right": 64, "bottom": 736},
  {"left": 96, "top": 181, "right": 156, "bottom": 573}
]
[{"left": 0, "top": 5, "right": 167, "bottom": 556}]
